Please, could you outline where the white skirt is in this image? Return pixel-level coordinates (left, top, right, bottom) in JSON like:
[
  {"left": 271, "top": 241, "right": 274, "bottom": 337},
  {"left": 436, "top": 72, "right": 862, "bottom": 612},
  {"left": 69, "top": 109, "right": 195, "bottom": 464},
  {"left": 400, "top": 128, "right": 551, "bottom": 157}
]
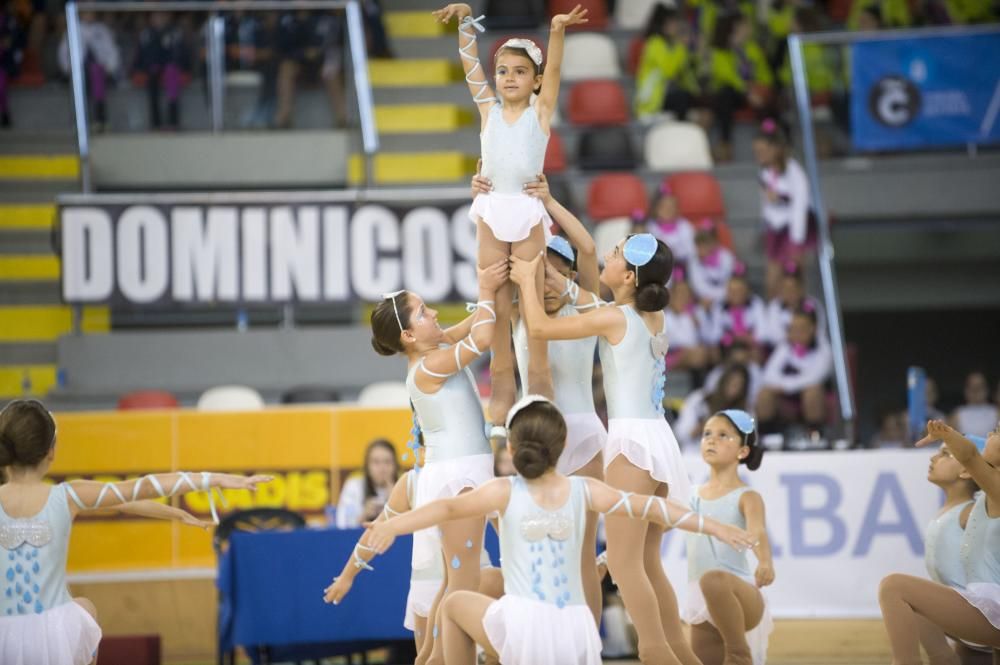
[
  {"left": 958, "top": 582, "right": 1000, "bottom": 633},
  {"left": 682, "top": 577, "right": 774, "bottom": 665},
  {"left": 404, "top": 578, "right": 442, "bottom": 632},
  {"left": 412, "top": 454, "right": 495, "bottom": 571},
  {"left": 469, "top": 192, "right": 552, "bottom": 243},
  {"left": 0, "top": 600, "right": 102, "bottom": 665},
  {"left": 483, "top": 594, "right": 602, "bottom": 665},
  {"left": 604, "top": 417, "right": 693, "bottom": 503},
  {"left": 559, "top": 412, "right": 606, "bottom": 476}
]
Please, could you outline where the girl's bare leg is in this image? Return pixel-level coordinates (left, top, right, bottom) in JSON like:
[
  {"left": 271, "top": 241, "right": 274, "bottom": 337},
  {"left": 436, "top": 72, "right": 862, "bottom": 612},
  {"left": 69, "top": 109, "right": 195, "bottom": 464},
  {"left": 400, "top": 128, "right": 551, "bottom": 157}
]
[
  {"left": 441, "top": 590, "right": 500, "bottom": 664},
  {"left": 699, "top": 570, "right": 764, "bottom": 665},
  {"left": 477, "top": 219, "right": 516, "bottom": 425},
  {"left": 414, "top": 614, "right": 428, "bottom": 653},
  {"left": 512, "top": 223, "right": 553, "bottom": 400},
  {"left": 74, "top": 597, "right": 99, "bottom": 665},
  {"left": 692, "top": 621, "right": 726, "bottom": 665},
  {"left": 605, "top": 456, "right": 681, "bottom": 665},
  {"left": 879, "top": 574, "right": 1000, "bottom": 665},
  {"left": 574, "top": 453, "right": 604, "bottom": 625}
]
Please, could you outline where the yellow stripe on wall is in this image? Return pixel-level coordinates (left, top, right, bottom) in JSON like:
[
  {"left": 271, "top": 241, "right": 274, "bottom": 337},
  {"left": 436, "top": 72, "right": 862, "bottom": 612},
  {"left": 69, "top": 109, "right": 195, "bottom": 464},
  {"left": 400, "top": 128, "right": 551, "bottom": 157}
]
[
  {"left": 0, "top": 204, "right": 56, "bottom": 229},
  {"left": 0, "top": 365, "right": 56, "bottom": 397},
  {"left": 348, "top": 152, "right": 475, "bottom": 185},
  {"left": 385, "top": 10, "right": 448, "bottom": 38},
  {"left": 0, "top": 255, "right": 60, "bottom": 280},
  {"left": 0, "top": 305, "right": 110, "bottom": 341}
]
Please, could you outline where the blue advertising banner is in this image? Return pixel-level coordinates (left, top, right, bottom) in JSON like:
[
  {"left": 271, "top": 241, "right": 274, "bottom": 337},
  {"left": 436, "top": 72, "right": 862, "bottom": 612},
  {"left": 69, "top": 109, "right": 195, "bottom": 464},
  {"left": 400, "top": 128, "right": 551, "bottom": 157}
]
[{"left": 850, "top": 32, "right": 1000, "bottom": 150}]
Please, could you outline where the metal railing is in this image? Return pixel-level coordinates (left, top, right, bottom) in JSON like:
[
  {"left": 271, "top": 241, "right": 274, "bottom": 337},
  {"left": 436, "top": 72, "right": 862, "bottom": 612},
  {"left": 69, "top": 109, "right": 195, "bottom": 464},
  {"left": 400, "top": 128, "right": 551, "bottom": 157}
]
[{"left": 64, "top": 0, "right": 379, "bottom": 192}]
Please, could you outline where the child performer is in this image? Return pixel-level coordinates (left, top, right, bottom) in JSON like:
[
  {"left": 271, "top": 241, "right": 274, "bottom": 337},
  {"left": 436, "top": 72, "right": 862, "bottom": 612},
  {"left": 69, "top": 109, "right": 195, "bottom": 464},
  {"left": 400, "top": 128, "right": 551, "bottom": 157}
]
[
  {"left": 879, "top": 421, "right": 1000, "bottom": 664},
  {"left": 364, "top": 395, "right": 757, "bottom": 665},
  {"left": 686, "top": 410, "right": 774, "bottom": 665},
  {"left": 323, "top": 460, "right": 503, "bottom": 653},
  {"left": 511, "top": 235, "right": 697, "bottom": 664},
  {"left": 432, "top": 2, "right": 589, "bottom": 425},
  {"left": 368, "top": 260, "right": 506, "bottom": 664},
  {"left": 0, "top": 399, "right": 270, "bottom": 665}
]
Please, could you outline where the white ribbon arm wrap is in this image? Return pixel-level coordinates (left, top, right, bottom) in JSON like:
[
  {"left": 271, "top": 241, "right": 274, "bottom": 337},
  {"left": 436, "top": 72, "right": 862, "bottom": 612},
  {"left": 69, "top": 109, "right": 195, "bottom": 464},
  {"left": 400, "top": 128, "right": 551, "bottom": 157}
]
[
  {"left": 458, "top": 15, "right": 497, "bottom": 105},
  {"left": 65, "top": 472, "right": 227, "bottom": 524},
  {"left": 454, "top": 300, "right": 496, "bottom": 369},
  {"left": 353, "top": 543, "right": 376, "bottom": 571},
  {"left": 607, "top": 491, "right": 635, "bottom": 517}
]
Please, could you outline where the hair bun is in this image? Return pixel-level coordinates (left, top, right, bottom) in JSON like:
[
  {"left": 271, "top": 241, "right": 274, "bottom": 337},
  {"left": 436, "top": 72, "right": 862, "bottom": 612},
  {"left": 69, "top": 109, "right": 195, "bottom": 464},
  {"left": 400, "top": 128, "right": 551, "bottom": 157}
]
[
  {"left": 371, "top": 336, "right": 398, "bottom": 356},
  {"left": 636, "top": 281, "right": 670, "bottom": 312},
  {"left": 512, "top": 438, "right": 551, "bottom": 479}
]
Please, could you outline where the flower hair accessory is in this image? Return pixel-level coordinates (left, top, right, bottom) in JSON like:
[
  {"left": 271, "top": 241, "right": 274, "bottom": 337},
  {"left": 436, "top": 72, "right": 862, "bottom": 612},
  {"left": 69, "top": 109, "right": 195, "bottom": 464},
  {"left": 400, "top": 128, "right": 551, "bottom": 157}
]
[
  {"left": 761, "top": 118, "right": 778, "bottom": 134},
  {"left": 732, "top": 261, "right": 747, "bottom": 277},
  {"left": 783, "top": 259, "right": 800, "bottom": 276},
  {"left": 671, "top": 266, "right": 686, "bottom": 283},
  {"left": 499, "top": 38, "right": 544, "bottom": 66},
  {"left": 696, "top": 218, "right": 715, "bottom": 232},
  {"left": 659, "top": 181, "right": 673, "bottom": 196},
  {"left": 801, "top": 299, "right": 816, "bottom": 314},
  {"left": 631, "top": 207, "right": 646, "bottom": 222}
]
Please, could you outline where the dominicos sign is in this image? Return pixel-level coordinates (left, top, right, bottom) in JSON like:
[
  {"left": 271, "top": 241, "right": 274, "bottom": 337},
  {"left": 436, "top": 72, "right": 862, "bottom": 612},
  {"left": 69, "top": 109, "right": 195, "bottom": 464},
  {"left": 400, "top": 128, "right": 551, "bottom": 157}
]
[{"left": 59, "top": 192, "right": 479, "bottom": 305}]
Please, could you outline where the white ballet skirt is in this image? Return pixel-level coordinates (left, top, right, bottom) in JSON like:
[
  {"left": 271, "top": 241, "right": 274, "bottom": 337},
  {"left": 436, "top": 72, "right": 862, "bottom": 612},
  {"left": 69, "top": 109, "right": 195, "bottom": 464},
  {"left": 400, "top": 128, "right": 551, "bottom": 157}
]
[
  {"left": 558, "top": 412, "right": 606, "bottom": 476},
  {"left": 469, "top": 191, "right": 552, "bottom": 243},
  {"left": 483, "top": 594, "right": 602, "bottom": 665},
  {"left": 412, "top": 454, "right": 494, "bottom": 572},
  {"left": 404, "top": 578, "right": 441, "bottom": 631},
  {"left": 604, "top": 417, "right": 693, "bottom": 503},
  {"left": 959, "top": 582, "right": 1000, "bottom": 632},
  {"left": 682, "top": 576, "right": 774, "bottom": 665},
  {"left": 0, "top": 600, "right": 102, "bottom": 665}
]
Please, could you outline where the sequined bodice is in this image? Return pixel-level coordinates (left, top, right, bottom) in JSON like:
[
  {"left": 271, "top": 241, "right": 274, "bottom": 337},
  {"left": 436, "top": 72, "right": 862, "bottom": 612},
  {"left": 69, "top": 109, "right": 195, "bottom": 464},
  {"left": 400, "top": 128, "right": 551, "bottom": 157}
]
[
  {"left": 925, "top": 502, "right": 970, "bottom": 589},
  {"left": 599, "top": 306, "right": 668, "bottom": 419},
  {"left": 499, "top": 476, "right": 587, "bottom": 607},
  {"left": 960, "top": 493, "right": 1000, "bottom": 585},
  {"left": 514, "top": 304, "right": 597, "bottom": 415},
  {"left": 0, "top": 484, "right": 74, "bottom": 617}
]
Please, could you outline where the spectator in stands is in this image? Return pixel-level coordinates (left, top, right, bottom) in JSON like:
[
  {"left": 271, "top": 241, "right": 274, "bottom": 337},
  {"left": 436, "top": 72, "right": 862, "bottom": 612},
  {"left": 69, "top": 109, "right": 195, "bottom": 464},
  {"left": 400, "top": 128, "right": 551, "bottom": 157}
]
[
  {"left": 754, "top": 119, "right": 814, "bottom": 298},
  {"left": 334, "top": 438, "right": 400, "bottom": 528},
  {"left": 58, "top": 11, "right": 120, "bottom": 132},
  {"left": 674, "top": 363, "right": 752, "bottom": 448},
  {"left": 705, "top": 11, "right": 774, "bottom": 162},
  {"left": 637, "top": 182, "right": 695, "bottom": 267},
  {"left": 135, "top": 11, "right": 190, "bottom": 130},
  {"left": 777, "top": 7, "right": 835, "bottom": 102},
  {"left": 950, "top": 371, "right": 999, "bottom": 437},
  {"left": 705, "top": 261, "right": 768, "bottom": 351},
  {"left": 762, "top": 260, "right": 820, "bottom": 348},
  {"left": 755, "top": 302, "right": 832, "bottom": 439},
  {"left": 930, "top": 0, "right": 997, "bottom": 23},
  {"left": 688, "top": 218, "right": 737, "bottom": 307},
  {"left": 688, "top": 0, "right": 758, "bottom": 49},
  {"left": 663, "top": 266, "right": 711, "bottom": 376},
  {"left": 0, "top": 0, "right": 25, "bottom": 128},
  {"left": 704, "top": 336, "right": 763, "bottom": 407},
  {"left": 869, "top": 406, "right": 909, "bottom": 448},
  {"left": 273, "top": 11, "right": 347, "bottom": 130},
  {"left": 847, "top": 0, "right": 912, "bottom": 28},
  {"left": 634, "top": 3, "right": 700, "bottom": 123}
]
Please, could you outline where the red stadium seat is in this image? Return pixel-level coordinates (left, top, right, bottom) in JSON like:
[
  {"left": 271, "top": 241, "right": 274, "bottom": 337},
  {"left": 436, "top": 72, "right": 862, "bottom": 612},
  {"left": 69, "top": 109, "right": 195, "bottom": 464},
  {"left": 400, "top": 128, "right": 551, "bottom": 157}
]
[
  {"left": 567, "top": 80, "right": 629, "bottom": 126},
  {"left": 627, "top": 35, "right": 644, "bottom": 75},
  {"left": 665, "top": 172, "right": 726, "bottom": 221},
  {"left": 544, "top": 129, "right": 567, "bottom": 173},
  {"left": 117, "top": 390, "right": 180, "bottom": 411},
  {"left": 548, "top": 0, "right": 609, "bottom": 29},
  {"left": 587, "top": 173, "right": 648, "bottom": 221}
]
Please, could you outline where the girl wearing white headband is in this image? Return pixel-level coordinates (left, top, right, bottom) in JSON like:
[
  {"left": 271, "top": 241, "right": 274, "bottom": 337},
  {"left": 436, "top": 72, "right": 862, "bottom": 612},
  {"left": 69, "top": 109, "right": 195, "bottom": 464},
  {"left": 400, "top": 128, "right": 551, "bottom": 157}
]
[
  {"left": 0, "top": 399, "right": 270, "bottom": 665},
  {"left": 432, "top": 3, "right": 588, "bottom": 432},
  {"left": 512, "top": 235, "right": 697, "bottom": 664},
  {"left": 365, "top": 396, "right": 756, "bottom": 665}
]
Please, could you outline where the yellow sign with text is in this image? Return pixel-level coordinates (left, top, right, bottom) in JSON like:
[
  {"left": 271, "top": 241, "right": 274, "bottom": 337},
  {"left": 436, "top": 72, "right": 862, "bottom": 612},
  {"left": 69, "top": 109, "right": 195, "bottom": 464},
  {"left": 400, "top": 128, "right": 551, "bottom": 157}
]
[{"left": 50, "top": 405, "right": 413, "bottom": 572}]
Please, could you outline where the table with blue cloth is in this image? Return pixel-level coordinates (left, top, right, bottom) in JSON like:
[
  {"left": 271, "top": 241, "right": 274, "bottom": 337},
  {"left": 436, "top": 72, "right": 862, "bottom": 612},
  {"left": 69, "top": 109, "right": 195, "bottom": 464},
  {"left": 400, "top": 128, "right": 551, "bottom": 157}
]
[{"left": 217, "top": 526, "right": 500, "bottom": 664}]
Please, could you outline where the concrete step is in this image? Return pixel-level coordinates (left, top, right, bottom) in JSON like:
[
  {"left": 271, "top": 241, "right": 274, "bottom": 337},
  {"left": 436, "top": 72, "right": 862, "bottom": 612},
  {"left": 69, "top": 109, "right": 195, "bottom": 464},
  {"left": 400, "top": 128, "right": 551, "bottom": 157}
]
[
  {"left": 0, "top": 204, "right": 57, "bottom": 230},
  {"left": 0, "top": 281, "right": 63, "bottom": 306},
  {"left": 369, "top": 58, "right": 462, "bottom": 87},
  {"left": 0, "top": 155, "right": 79, "bottom": 180},
  {"left": 348, "top": 151, "right": 476, "bottom": 185},
  {"left": 0, "top": 230, "right": 54, "bottom": 254},
  {"left": 0, "top": 255, "right": 60, "bottom": 281},
  {"left": 375, "top": 103, "right": 474, "bottom": 133},
  {"left": 0, "top": 305, "right": 109, "bottom": 342}
]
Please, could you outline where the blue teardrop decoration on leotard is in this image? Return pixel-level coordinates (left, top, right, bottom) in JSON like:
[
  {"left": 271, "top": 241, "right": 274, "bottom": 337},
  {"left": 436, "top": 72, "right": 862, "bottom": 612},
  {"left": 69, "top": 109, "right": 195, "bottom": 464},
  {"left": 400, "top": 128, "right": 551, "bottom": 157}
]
[
  {"left": 34, "top": 600, "right": 43, "bottom": 614},
  {"left": 433, "top": 625, "right": 439, "bottom": 639},
  {"left": 31, "top": 562, "right": 38, "bottom": 574},
  {"left": 32, "top": 584, "right": 39, "bottom": 594},
  {"left": 450, "top": 555, "right": 461, "bottom": 569},
  {"left": 5, "top": 568, "right": 12, "bottom": 582},
  {"left": 465, "top": 539, "right": 473, "bottom": 549},
  {"left": 14, "top": 564, "right": 21, "bottom": 574}
]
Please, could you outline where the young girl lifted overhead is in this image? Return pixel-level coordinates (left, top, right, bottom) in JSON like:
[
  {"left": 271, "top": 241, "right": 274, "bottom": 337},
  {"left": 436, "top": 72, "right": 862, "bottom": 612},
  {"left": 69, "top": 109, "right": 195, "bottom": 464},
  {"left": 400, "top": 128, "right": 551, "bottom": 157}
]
[{"left": 432, "top": 2, "right": 588, "bottom": 427}]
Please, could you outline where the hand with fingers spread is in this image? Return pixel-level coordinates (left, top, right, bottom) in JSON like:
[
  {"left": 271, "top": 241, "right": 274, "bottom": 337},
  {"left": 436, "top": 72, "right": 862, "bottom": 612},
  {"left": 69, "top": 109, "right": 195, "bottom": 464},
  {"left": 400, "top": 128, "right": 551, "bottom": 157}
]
[
  {"left": 431, "top": 3, "right": 472, "bottom": 24},
  {"left": 522, "top": 173, "right": 551, "bottom": 204},
  {"left": 471, "top": 159, "right": 493, "bottom": 198},
  {"left": 478, "top": 258, "right": 510, "bottom": 291},
  {"left": 509, "top": 253, "right": 543, "bottom": 287},
  {"left": 551, "top": 4, "right": 589, "bottom": 31}
]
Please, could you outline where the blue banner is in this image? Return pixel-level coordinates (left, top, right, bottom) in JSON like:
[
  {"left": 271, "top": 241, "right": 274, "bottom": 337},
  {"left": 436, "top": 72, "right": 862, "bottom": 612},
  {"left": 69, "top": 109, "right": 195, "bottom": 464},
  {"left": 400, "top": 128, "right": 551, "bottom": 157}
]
[{"left": 850, "top": 32, "right": 1000, "bottom": 150}]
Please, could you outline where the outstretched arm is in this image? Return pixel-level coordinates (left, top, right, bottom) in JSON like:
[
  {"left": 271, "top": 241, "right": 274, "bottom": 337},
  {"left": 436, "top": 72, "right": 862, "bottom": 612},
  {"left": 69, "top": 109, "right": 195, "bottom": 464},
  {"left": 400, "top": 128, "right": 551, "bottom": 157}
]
[
  {"left": 585, "top": 478, "right": 757, "bottom": 551},
  {"left": 323, "top": 472, "right": 413, "bottom": 604},
  {"left": 511, "top": 254, "right": 622, "bottom": 342},
  {"left": 523, "top": 174, "right": 599, "bottom": 294},
  {"left": 917, "top": 421, "right": 1000, "bottom": 510},
  {"left": 536, "top": 5, "right": 589, "bottom": 122},
  {"left": 432, "top": 4, "right": 496, "bottom": 119},
  {"left": 365, "top": 479, "right": 510, "bottom": 553},
  {"left": 740, "top": 490, "right": 775, "bottom": 587},
  {"left": 115, "top": 501, "right": 212, "bottom": 530}
]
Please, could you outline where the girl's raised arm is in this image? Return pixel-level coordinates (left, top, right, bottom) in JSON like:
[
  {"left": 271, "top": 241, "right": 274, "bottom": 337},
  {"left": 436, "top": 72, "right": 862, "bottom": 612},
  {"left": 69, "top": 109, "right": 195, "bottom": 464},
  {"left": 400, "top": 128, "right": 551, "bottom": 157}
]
[
  {"left": 918, "top": 421, "right": 1000, "bottom": 510},
  {"left": 433, "top": 4, "right": 496, "bottom": 121},
  {"left": 535, "top": 5, "right": 589, "bottom": 122},
  {"left": 366, "top": 478, "right": 511, "bottom": 553}
]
